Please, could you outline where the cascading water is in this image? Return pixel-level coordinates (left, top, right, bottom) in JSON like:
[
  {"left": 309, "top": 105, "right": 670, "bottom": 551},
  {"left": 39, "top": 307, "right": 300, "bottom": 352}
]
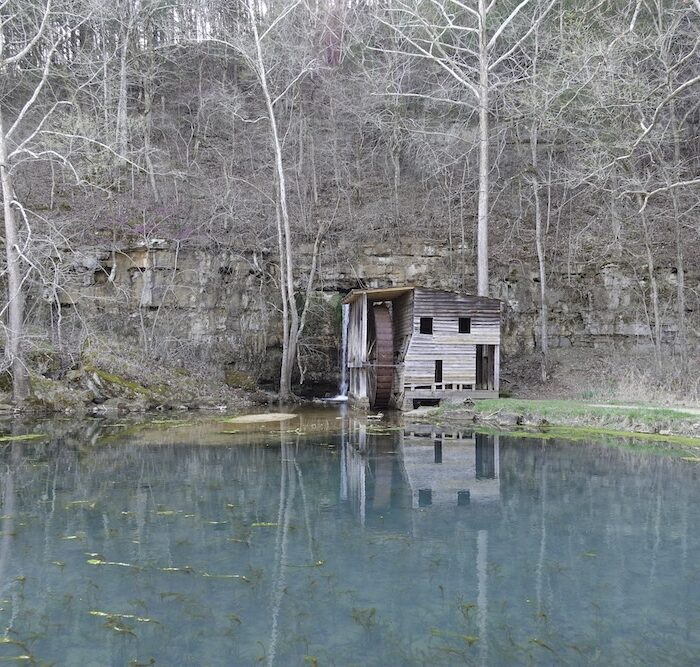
[
  {"left": 338, "top": 303, "right": 349, "bottom": 397},
  {"left": 329, "top": 303, "right": 350, "bottom": 401}
]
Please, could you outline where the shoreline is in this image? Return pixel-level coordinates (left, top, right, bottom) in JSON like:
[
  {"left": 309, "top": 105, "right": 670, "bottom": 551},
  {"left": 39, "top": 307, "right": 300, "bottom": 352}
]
[{"left": 404, "top": 398, "right": 700, "bottom": 448}]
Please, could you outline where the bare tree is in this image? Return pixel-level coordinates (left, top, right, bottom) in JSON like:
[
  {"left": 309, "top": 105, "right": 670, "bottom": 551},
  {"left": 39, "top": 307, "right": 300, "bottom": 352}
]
[
  {"left": 0, "top": 0, "right": 69, "bottom": 402},
  {"left": 375, "top": 0, "right": 554, "bottom": 296}
]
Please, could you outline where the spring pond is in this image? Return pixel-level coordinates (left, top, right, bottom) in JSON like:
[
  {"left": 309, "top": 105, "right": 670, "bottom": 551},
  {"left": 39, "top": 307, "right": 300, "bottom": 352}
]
[{"left": 1, "top": 407, "right": 699, "bottom": 666}]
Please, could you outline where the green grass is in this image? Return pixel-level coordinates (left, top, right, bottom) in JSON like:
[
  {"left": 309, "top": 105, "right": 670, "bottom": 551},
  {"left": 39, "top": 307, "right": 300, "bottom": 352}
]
[
  {"left": 471, "top": 398, "right": 698, "bottom": 423},
  {"left": 422, "top": 398, "right": 700, "bottom": 449}
]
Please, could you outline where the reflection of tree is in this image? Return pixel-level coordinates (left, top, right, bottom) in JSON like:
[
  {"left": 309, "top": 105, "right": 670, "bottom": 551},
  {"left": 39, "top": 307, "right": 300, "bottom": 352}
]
[
  {"left": 267, "top": 434, "right": 316, "bottom": 667},
  {"left": 268, "top": 441, "right": 296, "bottom": 666}
]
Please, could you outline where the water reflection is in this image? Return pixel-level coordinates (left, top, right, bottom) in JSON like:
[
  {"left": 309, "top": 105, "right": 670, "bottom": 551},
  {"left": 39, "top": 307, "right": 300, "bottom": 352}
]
[
  {"left": 341, "top": 422, "right": 501, "bottom": 526},
  {"left": 0, "top": 411, "right": 699, "bottom": 666}
]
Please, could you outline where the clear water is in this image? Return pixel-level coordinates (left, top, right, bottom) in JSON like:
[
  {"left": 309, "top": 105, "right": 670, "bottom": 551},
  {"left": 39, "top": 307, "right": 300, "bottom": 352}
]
[{"left": 1, "top": 410, "right": 699, "bottom": 666}]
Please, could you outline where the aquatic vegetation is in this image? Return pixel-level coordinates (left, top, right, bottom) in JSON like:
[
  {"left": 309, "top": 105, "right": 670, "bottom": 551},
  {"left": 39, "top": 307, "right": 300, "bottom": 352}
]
[
  {"left": 287, "top": 561, "right": 325, "bottom": 568},
  {"left": 160, "top": 566, "right": 193, "bottom": 574},
  {"left": 0, "top": 656, "right": 33, "bottom": 662},
  {"left": 458, "top": 602, "right": 476, "bottom": 620},
  {"left": 430, "top": 628, "right": 479, "bottom": 646},
  {"left": 65, "top": 500, "right": 96, "bottom": 510},
  {"left": 0, "top": 434, "right": 45, "bottom": 443},
  {"left": 1, "top": 410, "right": 699, "bottom": 665},
  {"left": 201, "top": 573, "right": 250, "bottom": 581},
  {"left": 89, "top": 611, "right": 158, "bottom": 624},
  {"left": 528, "top": 638, "right": 555, "bottom": 653},
  {"left": 86, "top": 556, "right": 139, "bottom": 569},
  {"left": 351, "top": 607, "right": 376, "bottom": 630},
  {"left": 102, "top": 618, "right": 136, "bottom": 636}
]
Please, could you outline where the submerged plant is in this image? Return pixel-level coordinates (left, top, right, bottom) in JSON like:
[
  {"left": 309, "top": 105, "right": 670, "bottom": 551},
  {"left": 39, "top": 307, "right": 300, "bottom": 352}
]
[{"left": 351, "top": 607, "right": 376, "bottom": 630}]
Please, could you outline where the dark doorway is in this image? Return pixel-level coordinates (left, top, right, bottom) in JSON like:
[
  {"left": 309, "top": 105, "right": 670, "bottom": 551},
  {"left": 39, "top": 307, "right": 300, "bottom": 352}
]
[
  {"left": 475, "top": 345, "right": 495, "bottom": 390},
  {"left": 434, "top": 360, "right": 443, "bottom": 383}
]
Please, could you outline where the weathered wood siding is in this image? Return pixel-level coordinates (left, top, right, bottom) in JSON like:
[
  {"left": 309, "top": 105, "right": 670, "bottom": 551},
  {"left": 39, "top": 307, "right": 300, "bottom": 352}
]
[
  {"left": 393, "top": 291, "right": 414, "bottom": 351},
  {"left": 403, "top": 288, "right": 501, "bottom": 386},
  {"left": 392, "top": 291, "right": 414, "bottom": 406}
]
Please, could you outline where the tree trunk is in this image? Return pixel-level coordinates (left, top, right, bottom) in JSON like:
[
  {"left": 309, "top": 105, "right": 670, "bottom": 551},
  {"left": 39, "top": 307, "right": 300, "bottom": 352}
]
[
  {"left": 249, "top": 0, "right": 299, "bottom": 400},
  {"left": 116, "top": 21, "right": 130, "bottom": 158},
  {"left": 669, "top": 99, "right": 687, "bottom": 366},
  {"left": 0, "top": 109, "right": 31, "bottom": 402},
  {"left": 636, "top": 196, "right": 662, "bottom": 366},
  {"left": 477, "top": 0, "right": 490, "bottom": 297},
  {"left": 530, "top": 125, "right": 548, "bottom": 382}
]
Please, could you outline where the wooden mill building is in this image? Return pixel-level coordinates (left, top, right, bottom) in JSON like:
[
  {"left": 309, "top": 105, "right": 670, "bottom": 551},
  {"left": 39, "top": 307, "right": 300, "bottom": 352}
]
[{"left": 343, "top": 286, "right": 501, "bottom": 410}]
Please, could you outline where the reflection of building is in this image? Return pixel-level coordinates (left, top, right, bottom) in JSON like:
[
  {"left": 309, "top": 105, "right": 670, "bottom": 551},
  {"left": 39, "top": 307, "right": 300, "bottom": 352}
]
[
  {"left": 340, "top": 419, "right": 501, "bottom": 527},
  {"left": 402, "top": 425, "right": 500, "bottom": 508}
]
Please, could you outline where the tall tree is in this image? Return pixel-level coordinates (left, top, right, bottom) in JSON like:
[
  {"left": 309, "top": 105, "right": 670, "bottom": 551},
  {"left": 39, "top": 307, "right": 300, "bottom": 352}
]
[
  {"left": 0, "top": 0, "right": 74, "bottom": 402},
  {"left": 376, "top": 0, "right": 554, "bottom": 296}
]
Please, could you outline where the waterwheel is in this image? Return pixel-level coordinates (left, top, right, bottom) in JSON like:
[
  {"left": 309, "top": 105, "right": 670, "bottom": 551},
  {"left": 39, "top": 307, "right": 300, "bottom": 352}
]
[{"left": 367, "top": 303, "right": 394, "bottom": 410}]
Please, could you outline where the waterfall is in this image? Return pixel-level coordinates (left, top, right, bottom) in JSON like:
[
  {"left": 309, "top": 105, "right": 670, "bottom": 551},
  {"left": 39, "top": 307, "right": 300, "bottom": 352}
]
[
  {"left": 327, "top": 303, "right": 350, "bottom": 401},
  {"left": 338, "top": 303, "right": 349, "bottom": 397}
]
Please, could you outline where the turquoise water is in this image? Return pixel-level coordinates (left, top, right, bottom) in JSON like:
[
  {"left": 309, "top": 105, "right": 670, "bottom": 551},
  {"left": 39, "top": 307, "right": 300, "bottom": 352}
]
[{"left": 0, "top": 410, "right": 699, "bottom": 666}]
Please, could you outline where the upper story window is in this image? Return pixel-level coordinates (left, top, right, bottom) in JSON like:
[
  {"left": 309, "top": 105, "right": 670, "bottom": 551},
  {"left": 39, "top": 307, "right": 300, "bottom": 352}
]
[
  {"left": 419, "top": 317, "right": 433, "bottom": 334},
  {"left": 458, "top": 317, "right": 471, "bottom": 333}
]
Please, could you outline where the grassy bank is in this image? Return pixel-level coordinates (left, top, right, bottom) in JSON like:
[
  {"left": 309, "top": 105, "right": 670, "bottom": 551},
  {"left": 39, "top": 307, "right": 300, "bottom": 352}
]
[{"left": 418, "top": 398, "right": 700, "bottom": 446}]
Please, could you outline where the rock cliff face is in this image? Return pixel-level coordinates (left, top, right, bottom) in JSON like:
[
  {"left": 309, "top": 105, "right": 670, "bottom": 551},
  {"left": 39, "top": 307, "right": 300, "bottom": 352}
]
[{"left": 56, "top": 239, "right": 697, "bottom": 389}]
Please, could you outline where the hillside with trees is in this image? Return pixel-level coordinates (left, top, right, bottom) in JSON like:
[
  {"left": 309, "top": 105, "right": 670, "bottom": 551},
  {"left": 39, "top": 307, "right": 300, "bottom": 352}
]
[{"left": 1, "top": 0, "right": 698, "bottom": 409}]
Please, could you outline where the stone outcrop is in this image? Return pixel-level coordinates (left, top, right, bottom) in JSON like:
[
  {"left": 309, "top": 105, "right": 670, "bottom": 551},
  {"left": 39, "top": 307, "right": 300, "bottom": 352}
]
[{"left": 50, "top": 239, "right": 698, "bottom": 389}]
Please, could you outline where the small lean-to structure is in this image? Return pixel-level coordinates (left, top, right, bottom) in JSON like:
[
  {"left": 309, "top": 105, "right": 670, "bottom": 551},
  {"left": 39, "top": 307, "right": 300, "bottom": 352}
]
[{"left": 343, "top": 286, "right": 501, "bottom": 410}]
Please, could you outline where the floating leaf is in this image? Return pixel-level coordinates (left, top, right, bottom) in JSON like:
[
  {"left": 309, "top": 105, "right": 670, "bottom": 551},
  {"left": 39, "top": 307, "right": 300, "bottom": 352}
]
[
  {"left": 201, "top": 573, "right": 250, "bottom": 582},
  {"left": 87, "top": 558, "right": 138, "bottom": 568},
  {"left": 529, "top": 638, "right": 555, "bottom": 652},
  {"left": 89, "top": 610, "right": 157, "bottom": 624},
  {"left": 431, "top": 628, "right": 479, "bottom": 646},
  {"left": 66, "top": 500, "right": 96, "bottom": 510},
  {"left": 351, "top": 607, "right": 376, "bottom": 629},
  {"left": 0, "top": 655, "right": 33, "bottom": 662},
  {"left": 160, "top": 566, "right": 193, "bottom": 574},
  {"left": 102, "top": 618, "right": 136, "bottom": 636},
  {"left": 288, "top": 561, "right": 325, "bottom": 568},
  {"left": 0, "top": 434, "right": 45, "bottom": 442}
]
